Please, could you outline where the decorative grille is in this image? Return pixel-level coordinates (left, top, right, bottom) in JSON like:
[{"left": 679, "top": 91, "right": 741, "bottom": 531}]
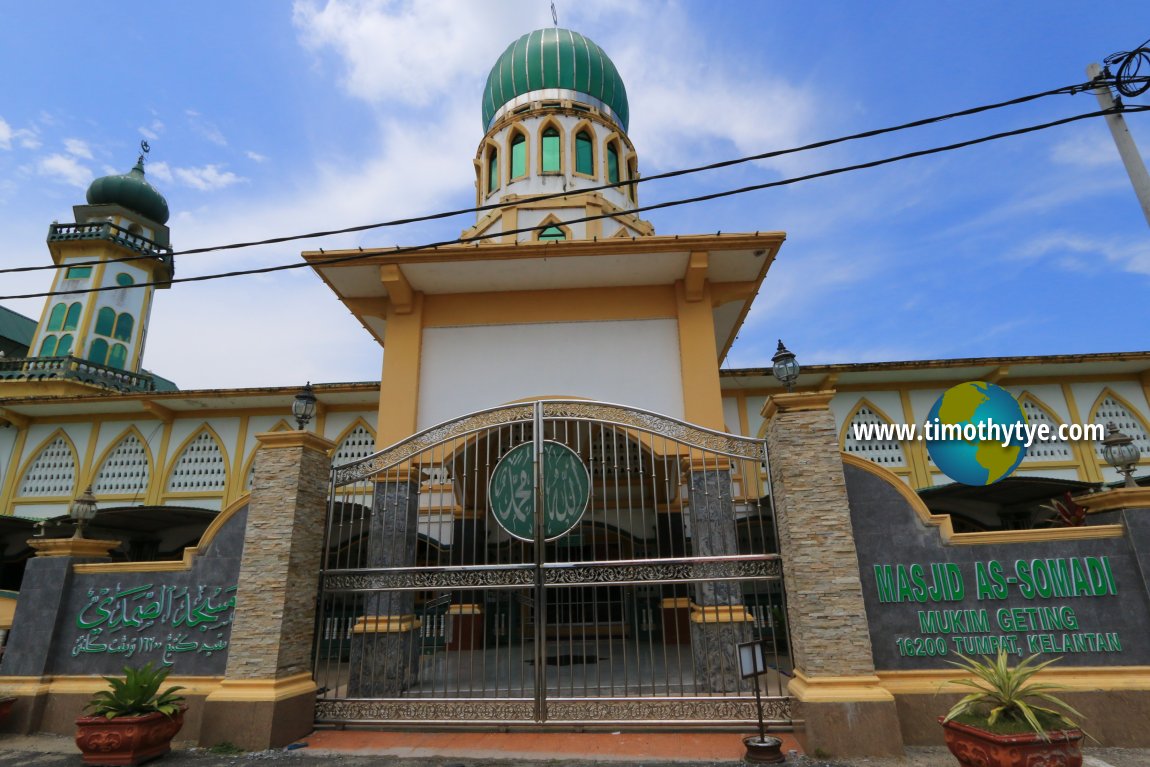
[
  {"left": 1019, "top": 399, "right": 1072, "bottom": 462},
  {"left": 1093, "top": 396, "right": 1150, "bottom": 458},
  {"left": 166, "top": 430, "right": 226, "bottom": 492},
  {"left": 843, "top": 404, "right": 906, "bottom": 467},
  {"left": 93, "top": 433, "right": 150, "bottom": 494},
  {"left": 18, "top": 436, "right": 76, "bottom": 497}
]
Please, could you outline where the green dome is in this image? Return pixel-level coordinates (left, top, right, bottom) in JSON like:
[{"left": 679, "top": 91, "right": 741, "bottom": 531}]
[
  {"left": 86, "top": 159, "right": 170, "bottom": 225},
  {"left": 482, "top": 28, "right": 629, "bottom": 132}
]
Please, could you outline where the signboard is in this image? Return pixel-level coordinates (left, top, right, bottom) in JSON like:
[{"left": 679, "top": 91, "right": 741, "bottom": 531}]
[
  {"left": 738, "top": 638, "right": 768, "bottom": 679},
  {"left": 489, "top": 441, "right": 591, "bottom": 541}
]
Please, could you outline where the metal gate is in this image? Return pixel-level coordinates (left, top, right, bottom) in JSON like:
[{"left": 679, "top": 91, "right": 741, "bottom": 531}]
[{"left": 313, "top": 400, "right": 792, "bottom": 726}]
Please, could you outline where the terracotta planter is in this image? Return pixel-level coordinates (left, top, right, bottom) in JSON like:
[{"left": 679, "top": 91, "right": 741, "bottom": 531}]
[
  {"left": 939, "top": 716, "right": 1084, "bottom": 767},
  {"left": 75, "top": 707, "right": 185, "bottom": 766}
]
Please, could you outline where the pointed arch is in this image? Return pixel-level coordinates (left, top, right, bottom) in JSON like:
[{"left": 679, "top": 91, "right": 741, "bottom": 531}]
[
  {"left": 1089, "top": 388, "right": 1150, "bottom": 459},
  {"left": 92, "top": 426, "right": 153, "bottom": 497},
  {"left": 604, "top": 134, "right": 623, "bottom": 185},
  {"left": 538, "top": 117, "right": 564, "bottom": 174},
  {"left": 331, "top": 418, "right": 378, "bottom": 466},
  {"left": 483, "top": 140, "right": 500, "bottom": 196},
  {"left": 532, "top": 213, "right": 572, "bottom": 242},
  {"left": 242, "top": 420, "right": 296, "bottom": 490},
  {"left": 571, "top": 120, "right": 597, "bottom": 178},
  {"left": 164, "top": 425, "right": 229, "bottom": 494},
  {"left": 625, "top": 152, "right": 639, "bottom": 203},
  {"left": 17, "top": 429, "right": 79, "bottom": 498},
  {"left": 839, "top": 398, "right": 908, "bottom": 468},
  {"left": 1016, "top": 393, "right": 1073, "bottom": 463},
  {"left": 508, "top": 128, "right": 529, "bottom": 180}
]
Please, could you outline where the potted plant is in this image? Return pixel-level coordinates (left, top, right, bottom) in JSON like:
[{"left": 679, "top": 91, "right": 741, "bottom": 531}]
[
  {"left": 74, "top": 662, "right": 186, "bottom": 766},
  {"left": 939, "top": 649, "right": 1086, "bottom": 767}
]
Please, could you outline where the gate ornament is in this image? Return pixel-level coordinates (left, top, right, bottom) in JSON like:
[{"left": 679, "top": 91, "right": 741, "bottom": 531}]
[{"left": 489, "top": 441, "right": 590, "bottom": 541}]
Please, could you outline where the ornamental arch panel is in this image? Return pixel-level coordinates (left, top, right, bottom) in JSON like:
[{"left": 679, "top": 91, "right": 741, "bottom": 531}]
[
  {"left": 17, "top": 430, "right": 79, "bottom": 498},
  {"left": 92, "top": 427, "right": 153, "bottom": 497},
  {"left": 839, "top": 398, "right": 908, "bottom": 470},
  {"left": 1017, "top": 393, "right": 1074, "bottom": 463},
  {"left": 1089, "top": 388, "right": 1150, "bottom": 459},
  {"left": 164, "top": 426, "right": 229, "bottom": 495}
]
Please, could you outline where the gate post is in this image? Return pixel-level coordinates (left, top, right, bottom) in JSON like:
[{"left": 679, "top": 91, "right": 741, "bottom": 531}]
[
  {"left": 201, "top": 430, "right": 334, "bottom": 750},
  {"left": 763, "top": 391, "right": 903, "bottom": 757},
  {"left": 347, "top": 468, "right": 422, "bottom": 696},
  {"left": 687, "top": 462, "right": 754, "bottom": 691}
]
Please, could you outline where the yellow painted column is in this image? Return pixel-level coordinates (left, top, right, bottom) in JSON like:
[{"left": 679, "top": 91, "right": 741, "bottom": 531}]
[
  {"left": 1062, "top": 383, "right": 1104, "bottom": 482},
  {"left": 376, "top": 293, "right": 424, "bottom": 450},
  {"left": 675, "top": 280, "right": 725, "bottom": 430}
]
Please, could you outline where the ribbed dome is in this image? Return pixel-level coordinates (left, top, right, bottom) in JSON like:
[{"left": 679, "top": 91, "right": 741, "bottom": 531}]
[
  {"left": 482, "top": 28, "right": 629, "bottom": 132},
  {"left": 86, "top": 159, "right": 170, "bottom": 225}
]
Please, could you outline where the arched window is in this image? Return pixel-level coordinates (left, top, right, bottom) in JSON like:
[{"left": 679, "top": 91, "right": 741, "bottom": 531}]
[
  {"left": 95, "top": 307, "right": 116, "bottom": 336},
  {"left": 47, "top": 303, "right": 67, "bottom": 331},
  {"left": 56, "top": 334, "right": 74, "bottom": 356},
  {"left": 108, "top": 343, "right": 127, "bottom": 369},
  {"left": 575, "top": 131, "right": 594, "bottom": 176},
  {"left": 627, "top": 157, "right": 639, "bottom": 202},
  {"left": 539, "top": 226, "right": 566, "bottom": 241},
  {"left": 487, "top": 148, "right": 499, "bottom": 194},
  {"left": 116, "top": 273, "right": 134, "bottom": 287},
  {"left": 607, "top": 142, "right": 620, "bottom": 185},
  {"left": 541, "top": 127, "right": 561, "bottom": 172},
  {"left": 63, "top": 302, "right": 82, "bottom": 331},
  {"left": 89, "top": 338, "right": 109, "bottom": 365},
  {"left": 113, "top": 313, "right": 134, "bottom": 342},
  {"left": 39, "top": 335, "right": 58, "bottom": 357},
  {"left": 510, "top": 132, "right": 527, "bottom": 179}
]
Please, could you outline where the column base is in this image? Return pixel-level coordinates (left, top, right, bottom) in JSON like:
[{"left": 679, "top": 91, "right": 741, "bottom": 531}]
[
  {"left": 788, "top": 672, "right": 904, "bottom": 757},
  {"left": 348, "top": 618, "right": 421, "bottom": 696},
  {"left": 201, "top": 673, "right": 316, "bottom": 751}
]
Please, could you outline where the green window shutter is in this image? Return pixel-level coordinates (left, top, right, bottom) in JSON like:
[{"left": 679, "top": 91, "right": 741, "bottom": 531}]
[
  {"left": 65, "top": 266, "right": 92, "bottom": 279},
  {"left": 539, "top": 225, "right": 565, "bottom": 241},
  {"left": 576, "top": 132, "right": 593, "bottom": 175},
  {"left": 39, "top": 335, "right": 58, "bottom": 357},
  {"left": 47, "top": 303, "right": 66, "bottom": 331},
  {"left": 607, "top": 144, "right": 619, "bottom": 184},
  {"left": 115, "top": 273, "right": 134, "bottom": 287},
  {"left": 56, "top": 334, "right": 73, "bottom": 356},
  {"left": 108, "top": 343, "right": 127, "bottom": 370},
  {"left": 542, "top": 128, "right": 560, "bottom": 172},
  {"left": 113, "top": 312, "right": 134, "bottom": 342},
  {"left": 63, "top": 302, "right": 82, "bottom": 331},
  {"left": 488, "top": 150, "right": 499, "bottom": 193},
  {"left": 89, "top": 338, "right": 109, "bottom": 365},
  {"left": 95, "top": 307, "right": 116, "bottom": 337},
  {"left": 511, "top": 133, "right": 526, "bottom": 178}
]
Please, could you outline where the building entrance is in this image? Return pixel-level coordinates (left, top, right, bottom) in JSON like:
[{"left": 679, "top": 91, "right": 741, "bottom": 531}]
[{"left": 313, "top": 400, "right": 792, "bottom": 726}]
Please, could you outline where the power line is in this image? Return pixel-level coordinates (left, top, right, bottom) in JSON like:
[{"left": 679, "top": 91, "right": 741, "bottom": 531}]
[
  {"left": 3, "top": 103, "right": 1141, "bottom": 302},
  {"left": 0, "top": 76, "right": 1122, "bottom": 278}
]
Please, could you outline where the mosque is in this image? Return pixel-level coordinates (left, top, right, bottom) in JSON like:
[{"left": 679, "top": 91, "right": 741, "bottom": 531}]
[{"left": 0, "top": 25, "right": 1148, "bottom": 752}]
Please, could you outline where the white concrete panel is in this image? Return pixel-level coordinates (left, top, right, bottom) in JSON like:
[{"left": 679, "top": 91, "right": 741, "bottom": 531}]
[
  {"left": 0, "top": 429, "right": 16, "bottom": 492},
  {"left": 721, "top": 396, "right": 742, "bottom": 435},
  {"left": 1005, "top": 384, "right": 1073, "bottom": 425},
  {"left": 745, "top": 395, "right": 767, "bottom": 438},
  {"left": 418, "top": 320, "right": 684, "bottom": 428}
]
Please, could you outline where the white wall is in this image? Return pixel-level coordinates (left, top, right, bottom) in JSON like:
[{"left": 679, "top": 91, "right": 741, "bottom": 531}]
[{"left": 418, "top": 319, "right": 684, "bottom": 428}]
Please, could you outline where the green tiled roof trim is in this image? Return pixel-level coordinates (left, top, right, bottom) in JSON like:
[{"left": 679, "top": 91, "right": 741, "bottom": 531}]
[
  {"left": 0, "top": 304, "right": 37, "bottom": 347},
  {"left": 482, "top": 28, "right": 629, "bottom": 131}
]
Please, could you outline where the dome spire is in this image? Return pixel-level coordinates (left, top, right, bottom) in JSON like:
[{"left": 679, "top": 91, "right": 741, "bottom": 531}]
[{"left": 85, "top": 141, "right": 170, "bottom": 225}]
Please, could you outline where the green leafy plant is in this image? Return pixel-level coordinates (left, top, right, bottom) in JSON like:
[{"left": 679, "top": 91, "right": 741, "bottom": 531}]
[
  {"left": 84, "top": 662, "right": 186, "bottom": 720},
  {"left": 942, "top": 650, "right": 1083, "bottom": 740}
]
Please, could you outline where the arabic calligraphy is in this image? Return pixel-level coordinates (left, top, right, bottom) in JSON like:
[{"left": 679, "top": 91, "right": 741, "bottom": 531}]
[{"left": 72, "top": 583, "right": 236, "bottom": 666}]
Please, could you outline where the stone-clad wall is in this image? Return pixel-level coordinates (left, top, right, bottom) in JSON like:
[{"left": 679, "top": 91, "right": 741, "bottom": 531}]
[{"left": 765, "top": 397, "right": 876, "bottom": 678}]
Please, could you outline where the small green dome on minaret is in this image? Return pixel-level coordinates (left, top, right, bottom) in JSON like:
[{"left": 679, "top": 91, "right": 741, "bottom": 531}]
[
  {"left": 86, "top": 152, "right": 170, "bottom": 225},
  {"left": 482, "top": 27, "right": 629, "bottom": 132}
]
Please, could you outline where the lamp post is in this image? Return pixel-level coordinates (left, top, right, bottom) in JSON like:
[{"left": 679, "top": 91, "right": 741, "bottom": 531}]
[
  {"left": 1101, "top": 422, "right": 1141, "bottom": 488},
  {"left": 771, "top": 340, "right": 800, "bottom": 393},
  {"left": 70, "top": 485, "right": 98, "bottom": 539},
  {"left": 292, "top": 382, "right": 317, "bottom": 430}
]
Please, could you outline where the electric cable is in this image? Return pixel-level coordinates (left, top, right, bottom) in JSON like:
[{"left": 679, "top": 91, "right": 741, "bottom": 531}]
[
  {"left": 3, "top": 103, "right": 1142, "bottom": 302},
  {"left": 0, "top": 75, "right": 1128, "bottom": 277}
]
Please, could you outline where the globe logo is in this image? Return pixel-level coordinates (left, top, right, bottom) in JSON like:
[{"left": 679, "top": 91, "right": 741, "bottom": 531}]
[{"left": 925, "top": 381, "right": 1028, "bottom": 485}]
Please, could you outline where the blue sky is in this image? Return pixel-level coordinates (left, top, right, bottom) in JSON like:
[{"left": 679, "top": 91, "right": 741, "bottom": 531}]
[{"left": 1, "top": 1, "right": 1148, "bottom": 390}]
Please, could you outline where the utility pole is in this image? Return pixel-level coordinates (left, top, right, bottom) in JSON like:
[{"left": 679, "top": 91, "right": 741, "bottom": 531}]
[{"left": 1087, "top": 62, "right": 1150, "bottom": 228}]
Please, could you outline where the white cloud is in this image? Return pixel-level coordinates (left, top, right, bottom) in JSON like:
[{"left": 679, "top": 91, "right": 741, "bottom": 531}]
[
  {"left": 147, "top": 160, "right": 173, "bottom": 183},
  {"left": 139, "top": 119, "right": 165, "bottom": 141},
  {"left": 37, "top": 153, "right": 93, "bottom": 187},
  {"left": 0, "top": 117, "right": 40, "bottom": 150},
  {"left": 245, "top": 150, "right": 268, "bottom": 163},
  {"left": 1014, "top": 231, "right": 1150, "bottom": 276},
  {"left": 1050, "top": 132, "right": 1120, "bottom": 168},
  {"left": 0, "top": 117, "right": 11, "bottom": 150},
  {"left": 173, "top": 164, "right": 244, "bottom": 191},
  {"left": 63, "top": 138, "right": 92, "bottom": 159},
  {"left": 185, "top": 109, "right": 227, "bottom": 146}
]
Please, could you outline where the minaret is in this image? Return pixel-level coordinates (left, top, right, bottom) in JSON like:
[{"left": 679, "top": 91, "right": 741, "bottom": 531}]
[
  {"left": 27, "top": 142, "right": 173, "bottom": 388},
  {"left": 464, "top": 28, "right": 652, "bottom": 243}
]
